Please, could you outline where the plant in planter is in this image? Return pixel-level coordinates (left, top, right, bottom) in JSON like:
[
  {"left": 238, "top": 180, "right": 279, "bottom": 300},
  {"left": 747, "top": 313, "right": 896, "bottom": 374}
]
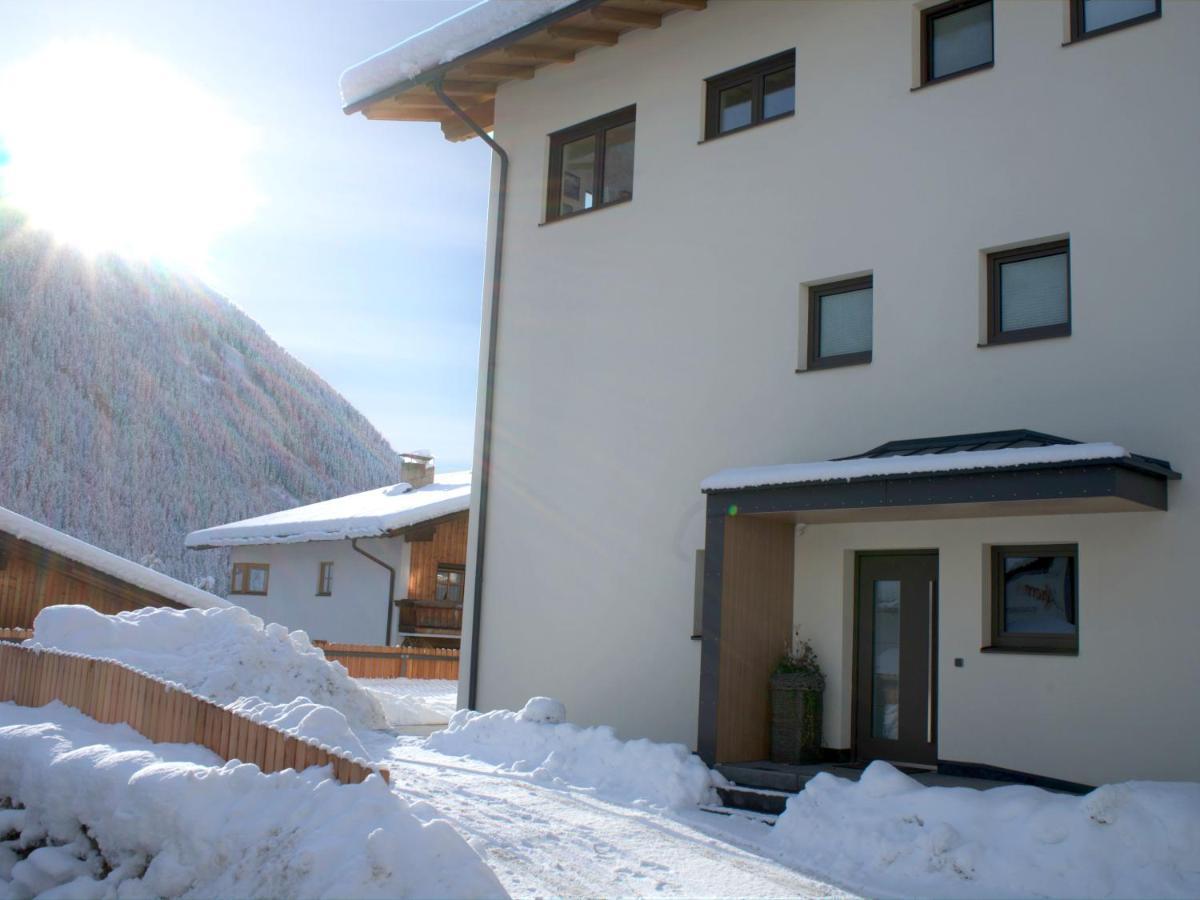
[{"left": 770, "top": 626, "right": 825, "bottom": 764}]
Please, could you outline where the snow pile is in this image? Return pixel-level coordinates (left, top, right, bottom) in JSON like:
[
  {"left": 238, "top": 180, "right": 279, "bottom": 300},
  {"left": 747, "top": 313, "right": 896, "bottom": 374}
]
[
  {"left": 0, "top": 505, "right": 228, "bottom": 610},
  {"left": 27, "top": 605, "right": 388, "bottom": 732},
  {"left": 427, "top": 698, "right": 715, "bottom": 808},
  {"left": 186, "top": 470, "right": 471, "bottom": 547},
  {"left": 340, "top": 0, "right": 578, "bottom": 108},
  {"left": 0, "top": 702, "right": 506, "bottom": 899},
  {"left": 359, "top": 678, "right": 459, "bottom": 727},
  {"left": 770, "top": 761, "right": 1200, "bottom": 899},
  {"left": 701, "top": 442, "right": 1130, "bottom": 492},
  {"left": 227, "top": 697, "right": 369, "bottom": 760}
]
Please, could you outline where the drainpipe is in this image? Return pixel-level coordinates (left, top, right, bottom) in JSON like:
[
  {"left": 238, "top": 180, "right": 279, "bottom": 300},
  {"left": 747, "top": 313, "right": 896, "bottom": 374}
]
[
  {"left": 351, "top": 538, "right": 396, "bottom": 647},
  {"left": 433, "top": 78, "right": 507, "bottom": 711}
]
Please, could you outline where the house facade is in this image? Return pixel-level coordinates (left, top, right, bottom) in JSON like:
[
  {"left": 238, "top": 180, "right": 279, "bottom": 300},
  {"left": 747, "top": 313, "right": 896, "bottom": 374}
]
[
  {"left": 186, "top": 455, "right": 471, "bottom": 647},
  {"left": 342, "top": 0, "right": 1198, "bottom": 787}
]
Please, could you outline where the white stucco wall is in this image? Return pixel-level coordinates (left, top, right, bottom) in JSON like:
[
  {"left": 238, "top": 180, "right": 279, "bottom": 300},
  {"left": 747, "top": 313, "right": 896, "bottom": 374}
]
[
  {"left": 228, "top": 537, "right": 408, "bottom": 645},
  {"left": 462, "top": 0, "right": 1200, "bottom": 778}
]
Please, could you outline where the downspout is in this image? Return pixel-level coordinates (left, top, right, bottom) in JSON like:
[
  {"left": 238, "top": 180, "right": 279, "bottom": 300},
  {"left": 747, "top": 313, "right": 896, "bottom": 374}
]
[
  {"left": 351, "top": 538, "right": 396, "bottom": 647},
  {"left": 433, "top": 78, "right": 507, "bottom": 711}
]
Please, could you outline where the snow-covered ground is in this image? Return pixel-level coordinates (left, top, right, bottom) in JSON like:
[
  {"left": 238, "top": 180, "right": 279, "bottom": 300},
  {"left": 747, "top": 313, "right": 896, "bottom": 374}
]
[{"left": 357, "top": 677, "right": 457, "bottom": 726}]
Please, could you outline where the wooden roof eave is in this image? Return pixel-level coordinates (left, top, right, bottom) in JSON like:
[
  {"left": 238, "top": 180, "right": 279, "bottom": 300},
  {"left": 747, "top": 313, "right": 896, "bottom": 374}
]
[{"left": 346, "top": 0, "right": 707, "bottom": 142}]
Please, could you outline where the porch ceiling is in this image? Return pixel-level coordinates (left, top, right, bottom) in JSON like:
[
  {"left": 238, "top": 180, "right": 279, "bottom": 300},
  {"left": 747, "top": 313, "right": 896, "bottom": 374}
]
[{"left": 702, "top": 430, "right": 1180, "bottom": 522}]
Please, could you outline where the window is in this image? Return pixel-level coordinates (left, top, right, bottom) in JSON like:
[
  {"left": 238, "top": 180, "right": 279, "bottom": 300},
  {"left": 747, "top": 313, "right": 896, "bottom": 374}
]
[
  {"left": 989, "top": 545, "right": 1078, "bottom": 653},
  {"left": 435, "top": 565, "right": 465, "bottom": 605},
  {"left": 806, "top": 276, "right": 873, "bottom": 369},
  {"left": 1071, "top": 0, "right": 1160, "bottom": 40},
  {"left": 230, "top": 562, "right": 269, "bottom": 596},
  {"left": 316, "top": 561, "right": 333, "bottom": 596},
  {"left": 546, "top": 106, "right": 636, "bottom": 221},
  {"left": 704, "top": 50, "right": 795, "bottom": 140},
  {"left": 987, "top": 239, "right": 1070, "bottom": 344},
  {"left": 921, "top": 0, "right": 993, "bottom": 85}
]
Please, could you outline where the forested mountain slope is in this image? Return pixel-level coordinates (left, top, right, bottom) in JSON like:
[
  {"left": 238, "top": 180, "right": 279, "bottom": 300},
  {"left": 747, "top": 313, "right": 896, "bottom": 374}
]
[{"left": 0, "top": 211, "right": 406, "bottom": 588}]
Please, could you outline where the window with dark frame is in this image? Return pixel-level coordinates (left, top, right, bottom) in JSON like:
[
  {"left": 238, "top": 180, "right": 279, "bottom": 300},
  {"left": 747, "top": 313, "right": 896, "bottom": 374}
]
[
  {"left": 989, "top": 545, "right": 1078, "bottom": 653},
  {"left": 317, "top": 561, "right": 333, "bottom": 596},
  {"left": 921, "top": 0, "right": 994, "bottom": 85},
  {"left": 807, "top": 276, "right": 873, "bottom": 370},
  {"left": 230, "top": 562, "right": 269, "bottom": 596},
  {"left": 704, "top": 50, "right": 795, "bottom": 140},
  {"left": 987, "top": 239, "right": 1070, "bottom": 345},
  {"left": 1071, "top": 0, "right": 1160, "bottom": 41},
  {"left": 435, "top": 564, "right": 465, "bottom": 606},
  {"left": 546, "top": 105, "right": 635, "bottom": 222}
]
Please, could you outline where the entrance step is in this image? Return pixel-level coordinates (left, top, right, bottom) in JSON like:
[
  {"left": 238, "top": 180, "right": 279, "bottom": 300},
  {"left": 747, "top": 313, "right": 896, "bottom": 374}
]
[
  {"left": 715, "top": 762, "right": 815, "bottom": 793},
  {"left": 714, "top": 783, "right": 792, "bottom": 817},
  {"left": 699, "top": 802, "right": 779, "bottom": 826}
]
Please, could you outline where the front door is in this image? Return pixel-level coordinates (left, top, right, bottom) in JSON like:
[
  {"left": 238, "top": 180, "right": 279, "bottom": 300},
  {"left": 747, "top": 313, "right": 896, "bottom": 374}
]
[{"left": 855, "top": 552, "right": 938, "bottom": 766}]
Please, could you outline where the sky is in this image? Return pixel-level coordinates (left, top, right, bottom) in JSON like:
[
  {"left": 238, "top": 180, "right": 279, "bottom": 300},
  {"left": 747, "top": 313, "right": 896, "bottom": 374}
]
[{"left": 1, "top": 0, "right": 485, "bottom": 470}]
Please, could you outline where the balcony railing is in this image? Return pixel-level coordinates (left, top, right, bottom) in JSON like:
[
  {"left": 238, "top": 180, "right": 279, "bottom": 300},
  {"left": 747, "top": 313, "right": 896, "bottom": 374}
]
[{"left": 395, "top": 599, "right": 463, "bottom": 638}]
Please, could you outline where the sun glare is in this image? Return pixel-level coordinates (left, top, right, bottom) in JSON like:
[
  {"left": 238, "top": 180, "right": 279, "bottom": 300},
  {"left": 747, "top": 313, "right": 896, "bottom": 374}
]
[{"left": 0, "top": 38, "right": 260, "bottom": 268}]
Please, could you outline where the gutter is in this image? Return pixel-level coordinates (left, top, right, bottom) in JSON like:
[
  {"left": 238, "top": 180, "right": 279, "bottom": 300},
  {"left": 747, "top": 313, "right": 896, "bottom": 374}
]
[
  {"left": 342, "top": 0, "right": 603, "bottom": 117},
  {"left": 434, "top": 78, "right": 506, "bottom": 711},
  {"left": 351, "top": 538, "right": 397, "bottom": 647}
]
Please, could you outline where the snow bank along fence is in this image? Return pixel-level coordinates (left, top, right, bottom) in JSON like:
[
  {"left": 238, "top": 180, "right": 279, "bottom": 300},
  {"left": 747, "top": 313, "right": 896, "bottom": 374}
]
[
  {"left": 0, "top": 642, "right": 388, "bottom": 785},
  {"left": 313, "top": 640, "right": 459, "bottom": 680}
]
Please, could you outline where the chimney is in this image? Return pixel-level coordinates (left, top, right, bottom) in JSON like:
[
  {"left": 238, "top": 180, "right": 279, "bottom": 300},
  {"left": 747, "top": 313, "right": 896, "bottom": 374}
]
[{"left": 400, "top": 450, "right": 434, "bottom": 489}]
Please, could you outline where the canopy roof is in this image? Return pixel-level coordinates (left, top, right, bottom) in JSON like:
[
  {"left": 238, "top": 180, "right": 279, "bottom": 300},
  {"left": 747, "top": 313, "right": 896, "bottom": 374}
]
[{"left": 340, "top": 0, "right": 706, "bottom": 141}]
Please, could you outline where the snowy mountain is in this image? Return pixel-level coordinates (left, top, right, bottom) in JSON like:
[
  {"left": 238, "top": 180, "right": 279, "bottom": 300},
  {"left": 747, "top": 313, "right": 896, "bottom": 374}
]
[{"left": 0, "top": 210, "right": 407, "bottom": 589}]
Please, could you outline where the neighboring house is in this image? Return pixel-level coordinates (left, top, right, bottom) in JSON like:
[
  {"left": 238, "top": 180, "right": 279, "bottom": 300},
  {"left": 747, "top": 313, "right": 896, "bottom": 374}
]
[
  {"left": 0, "top": 505, "right": 228, "bottom": 628},
  {"left": 186, "top": 454, "right": 471, "bottom": 647},
  {"left": 340, "top": 0, "right": 1198, "bottom": 787}
]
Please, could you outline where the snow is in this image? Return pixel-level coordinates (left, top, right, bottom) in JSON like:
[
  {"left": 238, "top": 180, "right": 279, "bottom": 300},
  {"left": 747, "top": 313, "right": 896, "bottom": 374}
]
[
  {"left": 766, "top": 761, "right": 1200, "bottom": 899},
  {"left": 426, "top": 698, "right": 717, "bottom": 809},
  {"left": 358, "top": 678, "right": 458, "bottom": 727},
  {"left": 26, "top": 604, "right": 388, "bottom": 733},
  {"left": 0, "top": 505, "right": 228, "bottom": 611},
  {"left": 0, "top": 702, "right": 505, "bottom": 899},
  {"left": 340, "top": 0, "right": 579, "bottom": 108},
  {"left": 186, "top": 470, "right": 471, "bottom": 547},
  {"left": 702, "top": 442, "right": 1130, "bottom": 492}
]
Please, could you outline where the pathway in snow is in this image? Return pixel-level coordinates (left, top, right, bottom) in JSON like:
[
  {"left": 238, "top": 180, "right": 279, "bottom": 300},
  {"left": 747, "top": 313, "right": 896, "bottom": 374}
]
[{"left": 379, "top": 740, "right": 851, "bottom": 899}]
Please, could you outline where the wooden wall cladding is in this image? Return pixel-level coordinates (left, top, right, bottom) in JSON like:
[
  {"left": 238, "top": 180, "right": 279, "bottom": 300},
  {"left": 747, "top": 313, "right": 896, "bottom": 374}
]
[{"left": 406, "top": 512, "right": 469, "bottom": 601}]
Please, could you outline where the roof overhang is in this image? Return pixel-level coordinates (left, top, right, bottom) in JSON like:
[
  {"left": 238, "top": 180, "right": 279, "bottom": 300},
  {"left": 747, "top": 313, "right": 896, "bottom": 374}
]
[
  {"left": 341, "top": 0, "right": 707, "bottom": 141},
  {"left": 702, "top": 431, "right": 1181, "bottom": 524}
]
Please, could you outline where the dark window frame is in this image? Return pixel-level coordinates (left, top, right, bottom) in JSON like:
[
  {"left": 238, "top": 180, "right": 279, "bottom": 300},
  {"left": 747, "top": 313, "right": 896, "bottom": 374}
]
[
  {"left": 230, "top": 562, "right": 269, "bottom": 596},
  {"left": 316, "top": 561, "right": 333, "bottom": 597},
  {"left": 703, "top": 49, "right": 796, "bottom": 141},
  {"left": 545, "top": 105, "right": 636, "bottom": 223},
  {"left": 988, "top": 544, "right": 1079, "bottom": 654},
  {"left": 921, "top": 0, "right": 995, "bottom": 86},
  {"left": 986, "top": 238, "right": 1071, "bottom": 345},
  {"left": 806, "top": 275, "right": 874, "bottom": 370},
  {"left": 435, "top": 563, "right": 466, "bottom": 606},
  {"left": 1070, "top": 0, "right": 1161, "bottom": 42}
]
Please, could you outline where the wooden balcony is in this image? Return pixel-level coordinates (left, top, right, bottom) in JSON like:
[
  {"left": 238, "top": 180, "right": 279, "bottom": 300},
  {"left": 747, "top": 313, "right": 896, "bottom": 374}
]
[{"left": 395, "top": 598, "right": 462, "bottom": 639}]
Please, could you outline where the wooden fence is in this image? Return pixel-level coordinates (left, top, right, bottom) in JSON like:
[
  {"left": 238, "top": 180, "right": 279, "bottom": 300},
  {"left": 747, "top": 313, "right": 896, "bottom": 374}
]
[
  {"left": 0, "top": 628, "right": 32, "bottom": 643},
  {"left": 0, "top": 643, "right": 388, "bottom": 785},
  {"left": 314, "top": 640, "right": 459, "bottom": 680}
]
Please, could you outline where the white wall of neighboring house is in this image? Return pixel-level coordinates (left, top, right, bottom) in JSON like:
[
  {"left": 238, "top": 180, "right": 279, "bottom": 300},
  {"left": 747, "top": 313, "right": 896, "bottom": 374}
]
[
  {"left": 228, "top": 537, "right": 407, "bottom": 645},
  {"left": 460, "top": 0, "right": 1200, "bottom": 783}
]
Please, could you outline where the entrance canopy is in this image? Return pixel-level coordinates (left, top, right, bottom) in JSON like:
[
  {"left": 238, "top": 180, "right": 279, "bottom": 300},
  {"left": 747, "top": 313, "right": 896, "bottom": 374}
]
[{"left": 701, "top": 430, "right": 1179, "bottom": 523}]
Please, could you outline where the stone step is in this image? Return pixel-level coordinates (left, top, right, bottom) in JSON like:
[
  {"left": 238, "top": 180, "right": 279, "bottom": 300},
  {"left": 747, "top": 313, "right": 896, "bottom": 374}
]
[
  {"left": 699, "top": 801, "right": 779, "bottom": 825},
  {"left": 714, "top": 783, "right": 791, "bottom": 816},
  {"left": 715, "top": 762, "right": 814, "bottom": 793}
]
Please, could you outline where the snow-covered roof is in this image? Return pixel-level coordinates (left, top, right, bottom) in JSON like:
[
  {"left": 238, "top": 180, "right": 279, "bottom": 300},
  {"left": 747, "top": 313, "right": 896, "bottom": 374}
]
[
  {"left": 701, "top": 443, "right": 1136, "bottom": 493},
  {"left": 0, "top": 505, "right": 229, "bottom": 610},
  {"left": 185, "top": 471, "right": 472, "bottom": 548},
  {"left": 340, "top": 0, "right": 579, "bottom": 110}
]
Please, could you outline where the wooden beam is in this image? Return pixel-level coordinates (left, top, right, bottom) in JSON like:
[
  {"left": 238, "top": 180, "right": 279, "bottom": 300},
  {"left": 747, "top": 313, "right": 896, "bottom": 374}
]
[
  {"left": 441, "top": 100, "right": 495, "bottom": 142},
  {"left": 459, "top": 62, "right": 537, "bottom": 81},
  {"left": 590, "top": 6, "right": 662, "bottom": 28},
  {"left": 504, "top": 43, "right": 576, "bottom": 63},
  {"left": 547, "top": 25, "right": 620, "bottom": 46},
  {"left": 655, "top": 0, "right": 706, "bottom": 9},
  {"left": 364, "top": 107, "right": 446, "bottom": 123},
  {"left": 438, "top": 79, "right": 500, "bottom": 98}
]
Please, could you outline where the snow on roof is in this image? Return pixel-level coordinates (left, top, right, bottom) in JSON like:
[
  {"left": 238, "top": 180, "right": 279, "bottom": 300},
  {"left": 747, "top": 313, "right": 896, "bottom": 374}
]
[
  {"left": 339, "top": 0, "right": 580, "bottom": 109},
  {"left": 701, "top": 443, "right": 1131, "bottom": 492},
  {"left": 0, "top": 505, "right": 229, "bottom": 610},
  {"left": 185, "top": 471, "right": 472, "bottom": 548}
]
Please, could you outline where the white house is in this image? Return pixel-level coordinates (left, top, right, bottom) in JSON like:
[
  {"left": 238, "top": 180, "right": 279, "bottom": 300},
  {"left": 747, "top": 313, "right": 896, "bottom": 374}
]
[
  {"left": 341, "top": 0, "right": 1198, "bottom": 788},
  {"left": 186, "top": 454, "right": 471, "bottom": 647}
]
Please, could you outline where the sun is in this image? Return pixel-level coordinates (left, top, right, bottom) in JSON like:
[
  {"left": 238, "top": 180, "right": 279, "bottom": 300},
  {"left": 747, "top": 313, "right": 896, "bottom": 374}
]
[{"left": 0, "top": 38, "right": 259, "bottom": 268}]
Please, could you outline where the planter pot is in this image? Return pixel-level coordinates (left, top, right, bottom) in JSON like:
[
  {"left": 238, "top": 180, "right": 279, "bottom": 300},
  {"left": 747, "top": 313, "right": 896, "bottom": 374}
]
[{"left": 770, "top": 671, "right": 825, "bottom": 764}]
